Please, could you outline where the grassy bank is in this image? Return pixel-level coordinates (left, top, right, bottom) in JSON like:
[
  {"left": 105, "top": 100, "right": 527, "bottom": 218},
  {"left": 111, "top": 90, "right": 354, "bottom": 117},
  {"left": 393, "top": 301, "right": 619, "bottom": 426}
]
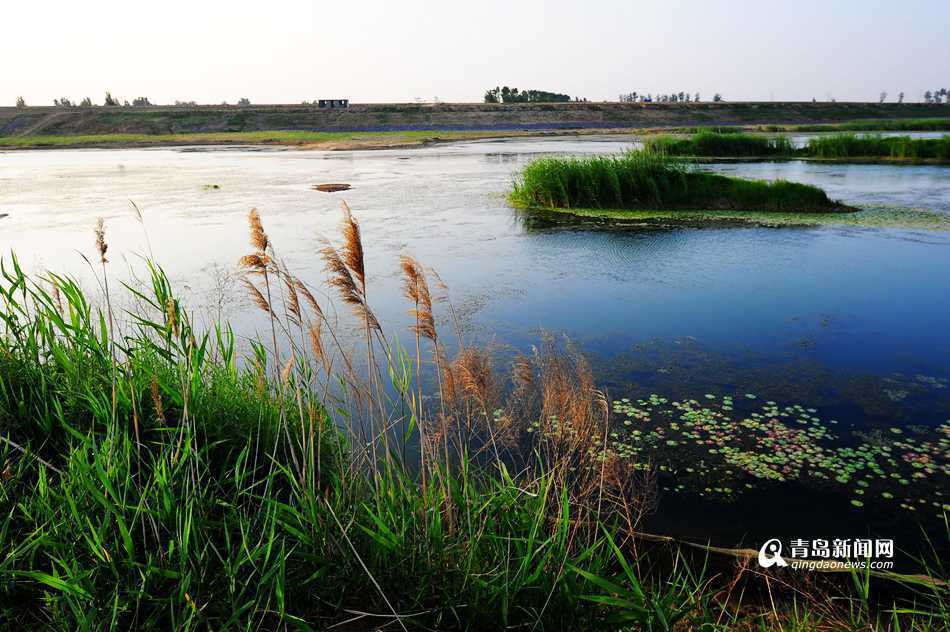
[
  {"left": 510, "top": 151, "right": 850, "bottom": 213},
  {"left": 3, "top": 103, "right": 950, "bottom": 151},
  {"left": 644, "top": 131, "right": 950, "bottom": 163},
  {"left": 1, "top": 209, "right": 946, "bottom": 628},
  {"left": 0, "top": 129, "right": 557, "bottom": 151}
]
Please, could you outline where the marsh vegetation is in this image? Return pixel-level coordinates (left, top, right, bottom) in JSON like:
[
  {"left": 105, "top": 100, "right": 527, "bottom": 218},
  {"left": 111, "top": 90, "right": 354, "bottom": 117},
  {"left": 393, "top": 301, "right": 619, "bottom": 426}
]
[
  {"left": 509, "top": 151, "right": 850, "bottom": 213},
  {"left": 2, "top": 207, "right": 946, "bottom": 629},
  {"left": 645, "top": 131, "right": 950, "bottom": 163}
]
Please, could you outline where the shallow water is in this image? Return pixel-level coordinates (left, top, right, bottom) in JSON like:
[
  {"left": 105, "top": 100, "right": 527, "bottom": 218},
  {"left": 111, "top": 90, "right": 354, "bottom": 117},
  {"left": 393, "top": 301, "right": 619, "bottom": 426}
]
[{"left": 1, "top": 137, "right": 948, "bottom": 563}]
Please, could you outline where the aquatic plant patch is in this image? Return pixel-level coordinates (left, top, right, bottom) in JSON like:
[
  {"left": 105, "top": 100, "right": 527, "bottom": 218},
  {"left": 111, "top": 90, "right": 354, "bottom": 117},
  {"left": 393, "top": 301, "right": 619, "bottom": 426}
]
[
  {"left": 606, "top": 394, "right": 949, "bottom": 517},
  {"left": 510, "top": 151, "right": 851, "bottom": 213}
]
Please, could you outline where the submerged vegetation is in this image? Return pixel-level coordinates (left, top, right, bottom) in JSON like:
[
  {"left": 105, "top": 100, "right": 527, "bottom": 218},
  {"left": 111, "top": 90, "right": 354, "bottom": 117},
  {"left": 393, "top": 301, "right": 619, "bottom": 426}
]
[
  {"left": 2, "top": 207, "right": 946, "bottom": 628},
  {"left": 521, "top": 204, "right": 950, "bottom": 232},
  {"left": 510, "top": 151, "right": 850, "bottom": 213}
]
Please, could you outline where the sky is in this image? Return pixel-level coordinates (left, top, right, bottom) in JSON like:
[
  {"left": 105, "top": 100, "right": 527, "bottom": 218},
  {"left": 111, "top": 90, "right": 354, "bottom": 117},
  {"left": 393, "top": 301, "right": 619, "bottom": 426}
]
[{"left": 3, "top": 0, "right": 949, "bottom": 106}]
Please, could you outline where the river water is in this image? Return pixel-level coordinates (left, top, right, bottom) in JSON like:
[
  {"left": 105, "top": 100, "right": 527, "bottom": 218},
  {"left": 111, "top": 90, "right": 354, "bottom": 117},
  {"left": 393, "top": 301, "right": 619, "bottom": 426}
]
[{"left": 2, "top": 136, "right": 948, "bottom": 564}]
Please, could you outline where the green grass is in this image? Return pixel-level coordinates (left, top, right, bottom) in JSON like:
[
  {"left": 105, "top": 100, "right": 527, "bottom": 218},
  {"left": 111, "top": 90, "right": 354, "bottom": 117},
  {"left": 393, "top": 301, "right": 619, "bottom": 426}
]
[
  {"left": 806, "top": 133, "right": 950, "bottom": 160},
  {"left": 642, "top": 131, "right": 950, "bottom": 163},
  {"left": 775, "top": 117, "right": 950, "bottom": 132},
  {"left": 644, "top": 131, "right": 795, "bottom": 157},
  {"left": 510, "top": 151, "right": 849, "bottom": 213},
  {"left": 0, "top": 129, "right": 527, "bottom": 149},
  {"left": 1, "top": 209, "right": 946, "bottom": 628}
]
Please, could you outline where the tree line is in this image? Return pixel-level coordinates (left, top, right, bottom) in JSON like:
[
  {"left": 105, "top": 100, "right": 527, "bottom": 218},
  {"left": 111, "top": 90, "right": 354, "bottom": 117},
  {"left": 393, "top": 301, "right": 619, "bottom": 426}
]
[
  {"left": 483, "top": 87, "right": 584, "bottom": 103},
  {"left": 13, "top": 93, "right": 253, "bottom": 108},
  {"left": 618, "top": 91, "right": 719, "bottom": 103}
]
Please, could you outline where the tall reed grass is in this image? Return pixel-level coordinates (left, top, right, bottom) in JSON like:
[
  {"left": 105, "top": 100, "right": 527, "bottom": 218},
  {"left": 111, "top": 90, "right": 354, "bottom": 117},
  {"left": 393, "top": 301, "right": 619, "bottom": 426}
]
[
  {"left": 806, "top": 133, "right": 950, "bottom": 160},
  {"left": 645, "top": 131, "right": 795, "bottom": 157},
  {"left": 0, "top": 208, "right": 943, "bottom": 628},
  {"left": 510, "top": 151, "right": 848, "bottom": 213},
  {"left": 780, "top": 118, "right": 950, "bottom": 132}
]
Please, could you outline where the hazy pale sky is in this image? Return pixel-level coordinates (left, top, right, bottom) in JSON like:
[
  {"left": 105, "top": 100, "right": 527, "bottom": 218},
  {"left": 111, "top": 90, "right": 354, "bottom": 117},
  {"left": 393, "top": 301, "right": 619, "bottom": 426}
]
[{"left": 3, "top": 0, "right": 948, "bottom": 105}]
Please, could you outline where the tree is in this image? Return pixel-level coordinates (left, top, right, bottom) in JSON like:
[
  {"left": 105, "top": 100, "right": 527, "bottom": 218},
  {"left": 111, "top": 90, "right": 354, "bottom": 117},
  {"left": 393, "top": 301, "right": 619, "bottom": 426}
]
[
  {"left": 132, "top": 96, "right": 152, "bottom": 107},
  {"left": 15, "top": 96, "right": 25, "bottom": 108},
  {"left": 237, "top": 97, "right": 251, "bottom": 106},
  {"left": 80, "top": 97, "right": 93, "bottom": 107},
  {"left": 53, "top": 97, "right": 73, "bottom": 107},
  {"left": 483, "top": 89, "right": 498, "bottom": 103},
  {"left": 695, "top": 92, "right": 700, "bottom": 102},
  {"left": 924, "top": 90, "right": 933, "bottom": 103},
  {"left": 898, "top": 92, "right": 904, "bottom": 104},
  {"left": 879, "top": 91, "right": 887, "bottom": 103},
  {"left": 713, "top": 93, "right": 723, "bottom": 102},
  {"left": 104, "top": 91, "right": 120, "bottom": 106}
]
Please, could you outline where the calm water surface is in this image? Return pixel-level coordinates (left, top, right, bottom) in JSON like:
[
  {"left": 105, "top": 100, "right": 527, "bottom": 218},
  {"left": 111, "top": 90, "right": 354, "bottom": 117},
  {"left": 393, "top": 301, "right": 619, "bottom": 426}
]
[{"left": 2, "top": 137, "right": 948, "bottom": 563}]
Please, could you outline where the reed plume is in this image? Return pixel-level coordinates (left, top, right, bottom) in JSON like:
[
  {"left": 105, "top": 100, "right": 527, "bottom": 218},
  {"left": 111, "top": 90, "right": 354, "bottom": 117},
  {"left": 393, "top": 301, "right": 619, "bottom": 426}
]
[
  {"left": 150, "top": 376, "right": 165, "bottom": 423},
  {"left": 243, "top": 278, "right": 271, "bottom": 314},
  {"left": 321, "top": 244, "right": 379, "bottom": 330},
  {"left": 400, "top": 255, "right": 436, "bottom": 341},
  {"left": 283, "top": 272, "right": 301, "bottom": 325},
  {"left": 239, "top": 254, "right": 272, "bottom": 271},
  {"left": 248, "top": 208, "right": 269, "bottom": 253},
  {"left": 165, "top": 297, "right": 179, "bottom": 338},
  {"left": 280, "top": 352, "right": 295, "bottom": 385},
  {"left": 293, "top": 279, "right": 324, "bottom": 320},
  {"left": 340, "top": 202, "right": 365, "bottom": 286},
  {"left": 308, "top": 320, "right": 326, "bottom": 367},
  {"left": 94, "top": 217, "right": 108, "bottom": 263}
]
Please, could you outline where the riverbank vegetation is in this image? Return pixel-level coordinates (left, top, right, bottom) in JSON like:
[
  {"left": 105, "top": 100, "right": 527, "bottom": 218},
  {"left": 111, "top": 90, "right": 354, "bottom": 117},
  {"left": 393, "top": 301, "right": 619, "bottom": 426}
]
[
  {"left": 2, "top": 208, "right": 946, "bottom": 628},
  {"left": 806, "top": 134, "right": 950, "bottom": 160},
  {"left": 645, "top": 131, "right": 950, "bottom": 163},
  {"left": 0, "top": 129, "right": 554, "bottom": 150},
  {"left": 510, "top": 151, "right": 850, "bottom": 213},
  {"left": 770, "top": 118, "right": 950, "bottom": 132},
  {"left": 644, "top": 131, "right": 795, "bottom": 157}
]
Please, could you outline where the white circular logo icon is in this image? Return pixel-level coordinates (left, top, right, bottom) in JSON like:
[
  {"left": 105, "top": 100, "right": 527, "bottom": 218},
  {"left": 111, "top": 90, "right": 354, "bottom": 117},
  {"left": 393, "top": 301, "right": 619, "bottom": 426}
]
[{"left": 758, "top": 538, "right": 788, "bottom": 568}]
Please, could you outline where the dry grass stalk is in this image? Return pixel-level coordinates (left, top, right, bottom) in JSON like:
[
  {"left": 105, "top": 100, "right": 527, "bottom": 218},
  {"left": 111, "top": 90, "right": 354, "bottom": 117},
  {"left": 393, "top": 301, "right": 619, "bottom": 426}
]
[
  {"left": 165, "top": 298, "right": 179, "bottom": 338},
  {"left": 150, "top": 376, "right": 165, "bottom": 422},
  {"left": 51, "top": 281, "right": 64, "bottom": 316},
  {"left": 280, "top": 352, "right": 295, "bottom": 386},
  {"left": 308, "top": 320, "right": 326, "bottom": 367},
  {"left": 94, "top": 217, "right": 108, "bottom": 263}
]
